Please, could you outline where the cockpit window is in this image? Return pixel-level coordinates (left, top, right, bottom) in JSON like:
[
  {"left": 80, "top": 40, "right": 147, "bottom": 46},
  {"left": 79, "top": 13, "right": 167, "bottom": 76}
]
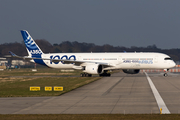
[{"left": 164, "top": 57, "right": 172, "bottom": 60}]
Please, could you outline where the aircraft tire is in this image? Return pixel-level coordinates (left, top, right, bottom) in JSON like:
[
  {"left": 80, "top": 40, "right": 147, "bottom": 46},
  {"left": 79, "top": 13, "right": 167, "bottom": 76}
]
[
  {"left": 80, "top": 73, "right": 92, "bottom": 77},
  {"left": 99, "top": 73, "right": 111, "bottom": 77},
  {"left": 164, "top": 73, "right": 168, "bottom": 77},
  {"left": 81, "top": 73, "right": 86, "bottom": 77},
  {"left": 85, "top": 73, "right": 89, "bottom": 77},
  {"left": 88, "top": 74, "right": 92, "bottom": 77}
]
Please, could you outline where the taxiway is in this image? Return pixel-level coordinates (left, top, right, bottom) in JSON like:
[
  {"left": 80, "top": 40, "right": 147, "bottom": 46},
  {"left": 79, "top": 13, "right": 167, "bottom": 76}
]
[{"left": 0, "top": 72, "right": 180, "bottom": 114}]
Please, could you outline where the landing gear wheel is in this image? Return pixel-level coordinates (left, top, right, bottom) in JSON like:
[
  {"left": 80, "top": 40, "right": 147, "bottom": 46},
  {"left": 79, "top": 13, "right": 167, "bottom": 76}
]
[
  {"left": 99, "top": 73, "right": 111, "bottom": 77},
  {"left": 88, "top": 74, "right": 92, "bottom": 77},
  {"left": 80, "top": 73, "right": 84, "bottom": 77},
  {"left": 85, "top": 73, "right": 89, "bottom": 77},
  {"left": 164, "top": 73, "right": 168, "bottom": 77},
  {"left": 107, "top": 73, "right": 111, "bottom": 77},
  {"left": 80, "top": 73, "right": 92, "bottom": 77}
]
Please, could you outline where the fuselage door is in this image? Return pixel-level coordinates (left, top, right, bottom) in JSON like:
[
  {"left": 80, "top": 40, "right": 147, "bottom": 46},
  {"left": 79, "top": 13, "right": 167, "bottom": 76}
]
[
  {"left": 154, "top": 56, "right": 158, "bottom": 63},
  {"left": 78, "top": 56, "right": 82, "bottom": 60},
  {"left": 118, "top": 56, "right": 122, "bottom": 64}
]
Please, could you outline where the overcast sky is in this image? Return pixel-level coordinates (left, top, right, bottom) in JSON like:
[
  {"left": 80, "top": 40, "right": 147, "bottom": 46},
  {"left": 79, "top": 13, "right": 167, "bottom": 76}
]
[{"left": 0, "top": 0, "right": 180, "bottom": 49}]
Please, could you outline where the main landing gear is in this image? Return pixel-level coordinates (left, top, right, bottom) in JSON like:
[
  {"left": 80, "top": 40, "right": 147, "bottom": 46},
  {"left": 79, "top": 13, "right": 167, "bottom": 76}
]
[
  {"left": 80, "top": 71, "right": 111, "bottom": 77},
  {"left": 99, "top": 70, "right": 111, "bottom": 77},
  {"left": 99, "top": 72, "right": 111, "bottom": 77},
  {"left": 80, "top": 73, "right": 92, "bottom": 77}
]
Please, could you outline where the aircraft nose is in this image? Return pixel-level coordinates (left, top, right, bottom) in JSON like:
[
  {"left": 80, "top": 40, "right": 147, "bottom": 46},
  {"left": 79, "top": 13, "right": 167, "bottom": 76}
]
[{"left": 171, "top": 61, "right": 176, "bottom": 67}]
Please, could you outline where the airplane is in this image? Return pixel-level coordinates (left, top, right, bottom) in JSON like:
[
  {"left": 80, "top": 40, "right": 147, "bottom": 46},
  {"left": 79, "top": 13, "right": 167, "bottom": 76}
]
[{"left": 9, "top": 30, "right": 176, "bottom": 77}]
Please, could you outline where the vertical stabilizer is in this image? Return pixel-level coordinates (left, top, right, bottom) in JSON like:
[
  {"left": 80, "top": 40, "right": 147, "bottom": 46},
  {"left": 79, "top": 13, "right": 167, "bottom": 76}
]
[
  {"left": 21, "top": 30, "right": 44, "bottom": 56},
  {"left": 20, "top": 30, "right": 47, "bottom": 66}
]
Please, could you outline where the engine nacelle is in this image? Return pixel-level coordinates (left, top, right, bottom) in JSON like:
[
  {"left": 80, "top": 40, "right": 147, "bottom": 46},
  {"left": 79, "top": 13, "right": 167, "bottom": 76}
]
[
  {"left": 122, "top": 69, "right": 140, "bottom": 74},
  {"left": 83, "top": 64, "right": 103, "bottom": 74}
]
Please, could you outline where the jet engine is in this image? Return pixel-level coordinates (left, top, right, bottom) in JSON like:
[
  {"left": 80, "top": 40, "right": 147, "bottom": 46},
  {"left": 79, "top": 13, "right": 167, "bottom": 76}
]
[
  {"left": 122, "top": 69, "right": 140, "bottom": 74},
  {"left": 83, "top": 64, "right": 103, "bottom": 74}
]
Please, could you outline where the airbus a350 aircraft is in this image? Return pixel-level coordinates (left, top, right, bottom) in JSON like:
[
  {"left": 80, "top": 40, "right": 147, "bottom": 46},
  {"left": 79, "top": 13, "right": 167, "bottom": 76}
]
[{"left": 9, "top": 30, "right": 176, "bottom": 77}]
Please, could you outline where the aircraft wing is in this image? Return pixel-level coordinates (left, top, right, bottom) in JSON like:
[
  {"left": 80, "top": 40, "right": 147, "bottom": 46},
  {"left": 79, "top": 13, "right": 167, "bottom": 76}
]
[
  {"left": 61, "top": 59, "right": 112, "bottom": 66},
  {"left": 9, "top": 51, "right": 114, "bottom": 67}
]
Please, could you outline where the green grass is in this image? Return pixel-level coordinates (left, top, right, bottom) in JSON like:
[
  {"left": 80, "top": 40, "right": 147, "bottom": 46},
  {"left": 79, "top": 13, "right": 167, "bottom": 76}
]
[
  {"left": 0, "top": 77, "right": 100, "bottom": 97},
  {"left": 0, "top": 114, "right": 180, "bottom": 120},
  {"left": 0, "top": 68, "right": 100, "bottom": 97},
  {"left": 0, "top": 68, "right": 81, "bottom": 76}
]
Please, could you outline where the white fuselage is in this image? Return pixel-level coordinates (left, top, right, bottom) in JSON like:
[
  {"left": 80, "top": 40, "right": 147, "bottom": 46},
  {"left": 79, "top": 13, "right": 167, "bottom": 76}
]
[
  {"left": 35, "top": 52, "right": 176, "bottom": 70},
  {"left": 17, "top": 30, "right": 176, "bottom": 76}
]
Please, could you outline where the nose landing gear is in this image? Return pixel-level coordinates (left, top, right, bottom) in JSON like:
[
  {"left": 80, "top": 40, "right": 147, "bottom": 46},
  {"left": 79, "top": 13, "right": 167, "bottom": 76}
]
[
  {"left": 163, "top": 73, "right": 168, "bottom": 77},
  {"left": 163, "top": 69, "right": 169, "bottom": 77}
]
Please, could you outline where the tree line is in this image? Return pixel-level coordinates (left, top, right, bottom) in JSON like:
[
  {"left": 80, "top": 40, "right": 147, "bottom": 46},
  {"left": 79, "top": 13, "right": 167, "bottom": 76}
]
[{"left": 0, "top": 39, "right": 180, "bottom": 62}]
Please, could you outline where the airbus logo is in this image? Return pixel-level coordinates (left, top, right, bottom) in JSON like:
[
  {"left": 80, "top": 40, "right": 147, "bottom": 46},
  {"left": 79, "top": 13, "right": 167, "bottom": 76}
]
[{"left": 26, "top": 36, "right": 35, "bottom": 45}]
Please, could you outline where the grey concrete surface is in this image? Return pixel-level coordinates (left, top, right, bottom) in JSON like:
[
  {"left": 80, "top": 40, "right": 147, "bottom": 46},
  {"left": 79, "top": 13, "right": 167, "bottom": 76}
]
[
  {"left": 0, "top": 72, "right": 179, "bottom": 114},
  {"left": 150, "top": 74, "right": 180, "bottom": 114}
]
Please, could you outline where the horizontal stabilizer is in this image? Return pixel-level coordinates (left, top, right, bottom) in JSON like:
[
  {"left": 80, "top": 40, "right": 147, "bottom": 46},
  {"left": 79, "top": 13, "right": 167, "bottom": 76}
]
[
  {"left": 9, "top": 51, "right": 33, "bottom": 60},
  {"left": 9, "top": 51, "right": 17, "bottom": 57}
]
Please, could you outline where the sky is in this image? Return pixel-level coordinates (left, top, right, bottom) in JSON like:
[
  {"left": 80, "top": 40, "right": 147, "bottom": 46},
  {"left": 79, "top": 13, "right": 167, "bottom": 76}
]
[{"left": 0, "top": 0, "right": 180, "bottom": 49}]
